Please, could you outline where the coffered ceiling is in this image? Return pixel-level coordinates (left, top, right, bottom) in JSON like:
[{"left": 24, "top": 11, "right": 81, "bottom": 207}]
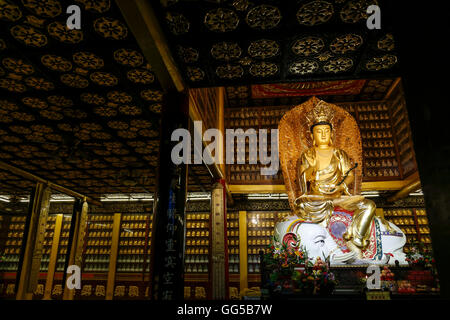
[
  {"left": 0, "top": 0, "right": 409, "bottom": 199},
  {"left": 153, "top": 0, "right": 399, "bottom": 87},
  {"left": 0, "top": 0, "right": 214, "bottom": 198}
]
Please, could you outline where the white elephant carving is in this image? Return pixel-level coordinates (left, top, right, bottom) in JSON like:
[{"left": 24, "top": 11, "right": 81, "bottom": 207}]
[{"left": 274, "top": 215, "right": 407, "bottom": 266}]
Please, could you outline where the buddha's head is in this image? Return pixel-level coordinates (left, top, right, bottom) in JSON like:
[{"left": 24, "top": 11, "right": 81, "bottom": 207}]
[
  {"left": 311, "top": 123, "right": 332, "bottom": 147},
  {"left": 308, "top": 100, "right": 335, "bottom": 148}
]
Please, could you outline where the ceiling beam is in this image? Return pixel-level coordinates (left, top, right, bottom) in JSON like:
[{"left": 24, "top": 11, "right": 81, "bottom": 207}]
[
  {"left": 115, "top": 0, "right": 185, "bottom": 92},
  {"left": 384, "top": 77, "right": 402, "bottom": 100},
  {"left": 0, "top": 161, "right": 102, "bottom": 206},
  {"left": 387, "top": 179, "right": 421, "bottom": 203}
]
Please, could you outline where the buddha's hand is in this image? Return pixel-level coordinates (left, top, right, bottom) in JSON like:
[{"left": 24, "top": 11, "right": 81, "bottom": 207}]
[
  {"left": 330, "top": 184, "right": 344, "bottom": 193},
  {"left": 294, "top": 194, "right": 310, "bottom": 207},
  {"left": 304, "top": 154, "right": 316, "bottom": 170},
  {"left": 304, "top": 167, "right": 317, "bottom": 182}
]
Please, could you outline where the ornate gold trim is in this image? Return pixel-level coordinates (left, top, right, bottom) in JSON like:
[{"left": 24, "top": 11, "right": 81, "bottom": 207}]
[{"left": 228, "top": 173, "right": 421, "bottom": 194}]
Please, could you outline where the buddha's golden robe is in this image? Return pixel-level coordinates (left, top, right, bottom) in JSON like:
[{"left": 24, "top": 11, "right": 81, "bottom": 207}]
[{"left": 295, "top": 147, "right": 377, "bottom": 248}]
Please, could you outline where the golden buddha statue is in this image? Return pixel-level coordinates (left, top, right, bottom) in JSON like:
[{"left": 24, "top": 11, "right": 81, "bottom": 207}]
[
  {"left": 293, "top": 101, "right": 376, "bottom": 249},
  {"left": 276, "top": 97, "right": 404, "bottom": 264}
]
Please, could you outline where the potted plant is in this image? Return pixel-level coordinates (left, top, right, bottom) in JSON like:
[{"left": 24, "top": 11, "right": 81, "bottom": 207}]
[
  {"left": 263, "top": 239, "right": 337, "bottom": 296},
  {"left": 405, "top": 241, "right": 435, "bottom": 270}
]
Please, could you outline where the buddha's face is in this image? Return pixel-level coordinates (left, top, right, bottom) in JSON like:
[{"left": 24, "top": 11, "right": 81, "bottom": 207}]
[{"left": 312, "top": 124, "right": 332, "bottom": 147}]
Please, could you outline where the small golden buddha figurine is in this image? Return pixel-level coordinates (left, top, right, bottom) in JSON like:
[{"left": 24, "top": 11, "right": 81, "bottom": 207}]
[{"left": 294, "top": 102, "right": 377, "bottom": 249}]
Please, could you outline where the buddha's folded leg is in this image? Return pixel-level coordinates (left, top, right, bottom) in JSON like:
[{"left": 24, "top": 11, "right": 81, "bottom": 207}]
[{"left": 340, "top": 198, "right": 376, "bottom": 249}]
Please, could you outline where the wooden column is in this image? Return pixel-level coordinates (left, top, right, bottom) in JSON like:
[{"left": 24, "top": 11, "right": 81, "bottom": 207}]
[
  {"left": 239, "top": 211, "right": 248, "bottom": 293},
  {"left": 217, "top": 87, "right": 226, "bottom": 178},
  {"left": 43, "top": 214, "right": 63, "bottom": 300},
  {"left": 106, "top": 213, "right": 121, "bottom": 300},
  {"left": 62, "top": 200, "right": 89, "bottom": 300},
  {"left": 211, "top": 182, "right": 227, "bottom": 299},
  {"left": 150, "top": 90, "right": 189, "bottom": 300},
  {"left": 16, "top": 183, "right": 51, "bottom": 300}
]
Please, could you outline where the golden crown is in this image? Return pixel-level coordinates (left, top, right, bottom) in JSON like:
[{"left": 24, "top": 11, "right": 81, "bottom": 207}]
[{"left": 306, "top": 99, "right": 335, "bottom": 128}]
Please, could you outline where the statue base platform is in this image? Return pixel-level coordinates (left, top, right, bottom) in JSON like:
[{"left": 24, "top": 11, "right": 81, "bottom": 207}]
[{"left": 261, "top": 264, "right": 439, "bottom": 299}]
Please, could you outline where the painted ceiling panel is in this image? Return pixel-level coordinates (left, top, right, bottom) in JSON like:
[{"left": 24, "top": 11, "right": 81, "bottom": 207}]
[
  {"left": 0, "top": 0, "right": 175, "bottom": 197},
  {"left": 154, "top": 0, "right": 399, "bottom": 87}
]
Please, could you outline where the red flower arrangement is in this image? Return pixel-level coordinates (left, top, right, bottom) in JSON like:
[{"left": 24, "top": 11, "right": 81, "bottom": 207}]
[{"left": 405, "top": 241, "right": 434, "bottom": 269}]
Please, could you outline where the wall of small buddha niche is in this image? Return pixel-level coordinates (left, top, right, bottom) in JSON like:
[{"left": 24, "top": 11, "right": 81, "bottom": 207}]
[
  {"left": 0, "top": 195, "right": 430, "bottom": 300},
  {"left": 225, "top": 89, "right": 417, "bottom": 184}
]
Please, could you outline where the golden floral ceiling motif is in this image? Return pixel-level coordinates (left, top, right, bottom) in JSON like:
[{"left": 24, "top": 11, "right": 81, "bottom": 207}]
[
  {"left": 2, "top": 57, "right": 34, "bottom": 75},
  {"left": 11, "top": 24, "right": 48, "bottom": 47},
  {"left": 249, "top": 62, "right": 278, "bottom": 77},
  {"left": 94, "top": 17, "right": 128, "bottom": 40},
  {"left": 126, "top": 69, "right": 154, "bottom": 84},
  {"left": 186, "top": 67, "right": 205, "bottom": 81},
  {"left": 0, "top": 100, "right": 18, "bottom": 111},
  {"left": 177, "top": 46, "right": 199, "bottom": 63},
  {"left": 246, "top": 5, "right": 281, "bottom": 30},
  {"left": 48, "top": 21, "right": 83, "bottom": 44},
  {"left": 291, "top": 37, "right": 324, "bottom": 56},
  {"left": 41, "top": 54, "right": 72, "bottom": 72},
  {"left": 226, "top": 86, "right": 248, "bottom": 99},
  {"left": 73, "top": 52, "right": 104, "bottom": 69},
  {"left": 216, "top": 64, "right": 243, "bottom": 79},
  {"left": 340, "top": 0, "right": 378, "bottom": 23},
  {"left": 80, "top": 93, "right": 105, "bottom": 105},
  {"left": 365, "top": 54, "right": 398, "bottom": 71},
  {"left": 113, "top": 49, "right": 144, "bottom": 67},
  {"left": 90, "top": 71, "right": 118, "bottom": 86},
  {"left": 75, "top": 0, "right": 110, "bottom": 13},
  {"left": 166, "top": 12, "right": 190, "bottom": 35},
  {"left": 155, "top": 1, "right": 399, "bottom": 86},
  {"left": 378, "top": 33, "right": 395, "bottom": 52},
  {"left": 118, "top": 104, "right": 141, "bottom": 116},
  {"left": 40, "top": 108, "right": 63, "bottom": 120},
  {"left": 22, "top": 0, "right": 62, "bottom": 18},
  {"left": 248, "top": 39, "right": 279, "bottom": 59},
  {"left": 141, "top": 89, "right": 163, "bottom": 102},
  {"left": 204, "top": 8, "right": 239, "bottom": 32},
  {"left": 60, "top": 73, "right": 89, "bottom": 88},
  {"left": 107, "top": 91, "right": 132, "bottom": 104},
  {"left": 25, "top": 76, "right": 55, "bottom": 91},
  {"left": 330, "top": 34, "right": 363, "bottom": 54},
  {"left": 289, "top": 60, "right": 319, "bottom": 75},
  {"left": 0, "top": 3, "right": 22, "bottom": 22},
  {"left": 0, "top": 79, "right": 26, "bottom": 92},
  {"left": 297, "top": 1, "right": 334, "bottom": 26},
  {"left": 148, "top": 103, "right": 162, "bottom": 114},
  {"left": 0, "top": 0, "right": 178, "bottom": 196},
  {"left": 47, "top": 95, "right": 73, "bottom": 107},
  {"left": 211, "top": 42, "right": 242, "bottom": 61},
  {"left": 323, "top": 57, "right": 353, "bottom": 73}
]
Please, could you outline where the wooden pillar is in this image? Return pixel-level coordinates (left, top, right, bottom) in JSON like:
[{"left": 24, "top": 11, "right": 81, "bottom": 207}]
[
  {"left": 62, "top": 200, "right": 89, "bottom": 300},
  {"left": 43, "top": 214, "right": 63, "bottom": 300},
  {"left": 211, "top": 181, "right": 227, "bottom": 299},
  {"left": 150, "top": 90, "right": 189, "bottom": 300},
  {"left": 16, "top": 183, "right": 51, "bottom": 300},
  {"left": 106, "top": 213, "right": 121, "bottom": 300},
  {"left": 239, "top": 211, "right": 248, "bottom": 292},
  {"left": 217, "top": 87, "right": 225, "bottom": 178}
]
